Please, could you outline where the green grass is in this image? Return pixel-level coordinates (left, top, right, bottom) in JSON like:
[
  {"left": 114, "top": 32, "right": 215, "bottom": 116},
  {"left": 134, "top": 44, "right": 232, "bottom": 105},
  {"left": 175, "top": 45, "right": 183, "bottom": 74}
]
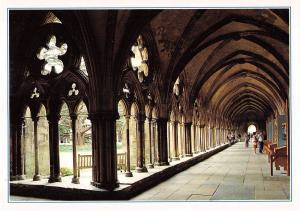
[
  {"left": 59, "top": 144, "right": 92, "bottom": 152},
  {"left": 59, "top": 143, "right": 124, "bottom": 153},
  {"left": 60, "top": 167, "right": 73, "bottom": 176}
]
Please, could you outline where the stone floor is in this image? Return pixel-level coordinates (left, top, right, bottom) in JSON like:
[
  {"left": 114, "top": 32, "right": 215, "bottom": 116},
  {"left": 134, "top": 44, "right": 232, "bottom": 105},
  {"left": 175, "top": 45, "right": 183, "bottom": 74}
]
[
  {"left": 131, "top": 142, "right": 290, "bottom": 201},
  {"left": 10, "top": 142, "right": 290, "bottom": 201}
]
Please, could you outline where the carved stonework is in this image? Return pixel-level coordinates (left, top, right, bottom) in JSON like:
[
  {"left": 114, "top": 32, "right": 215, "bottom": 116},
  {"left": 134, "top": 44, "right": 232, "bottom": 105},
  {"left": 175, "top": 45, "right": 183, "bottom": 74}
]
[
  {"left": 36, "top": 35, "right": 68, "bottom": 75},
  {"left": 130, "top": 35, "right": 149, "bottom": 83},
  {"left": 68, "top": 83, "right": 79, "bottom": 97},
  {"left": 30, "top": 87, "right": 40, "bottom": 99}
]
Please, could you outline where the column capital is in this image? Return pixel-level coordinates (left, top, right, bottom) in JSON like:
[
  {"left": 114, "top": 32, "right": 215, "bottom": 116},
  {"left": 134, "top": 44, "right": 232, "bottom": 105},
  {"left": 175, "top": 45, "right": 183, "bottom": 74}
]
[
  {"left": 31, "top": 116, "right": 40, "bottom": 122},
  {"left": 69, "top": 113, "right": 77, "bottom": 121},
  {"left": 146, "top": 116, "right": 152, "bottom": 122},
  {"left": 12, "top": 117, "right": 24, "bottom": 126},
  {"left": 170, "top": 120, "right": 177, "bottom": 125},
  {"left": 136, "top": 114, "right": 146, "bottom": 122},
  {"left": 184, "top": 122, "right": 192, "bottom": 127},
  {"left": 156, "top": 117, "right": 169, "bottom": 124},
  {"left": 47, "top": 114, "right": 61, "bottom": 122},
  {"left": 88, "top": 111, "right": 118, "bottom": 122}
]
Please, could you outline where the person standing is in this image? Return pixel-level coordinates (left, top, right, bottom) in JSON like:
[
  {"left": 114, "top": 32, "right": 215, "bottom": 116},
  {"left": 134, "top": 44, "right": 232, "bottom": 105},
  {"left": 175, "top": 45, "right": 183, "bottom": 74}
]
[
  {"left": 258, "top": 132, "right": 264, "bottom": 153},
  {"left": 244, "top": 133, "right": 249, "bottom": 147}
]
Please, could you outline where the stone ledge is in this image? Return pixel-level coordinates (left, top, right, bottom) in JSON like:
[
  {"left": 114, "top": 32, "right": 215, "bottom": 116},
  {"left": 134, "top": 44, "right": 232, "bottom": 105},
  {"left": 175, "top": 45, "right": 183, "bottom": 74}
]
[{"left": 10, "top": 143, "right": 230, "bottom": 200}]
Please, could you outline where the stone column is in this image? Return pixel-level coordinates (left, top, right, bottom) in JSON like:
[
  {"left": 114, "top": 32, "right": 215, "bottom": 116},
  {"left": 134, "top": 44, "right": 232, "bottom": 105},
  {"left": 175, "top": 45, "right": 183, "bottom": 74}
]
[
  {"left": 167, "top": 121, "right": 171, "bottom": 162},
  {"left": 191, "top": 123, "right": 196, "bottom": 154},
  {"left": 10, "top": 121, "right": 18, "bottom": 180},
  {"left": 198, "top": 124, "right": 202, "bottom": 152},
  {"left": 200, "top": 125, "right": 204, "bottom": 151},
  {"left": 171, "top": 121, "right": 179, "bottom": 160},
  {"left": 136, "top": 114, "right": 147, "bottom": 172},
  {"left": 180, "top": 122, "right": 185, "bottom": 157},
  {"left": 196, "top": 123, "right": 200, "bottom": 153},
  {"left": 156, "top": 118, "right": 169, "bottom": 166},
  {"left": 152, "top": 118, "right": 158, "bottom": 164},
  {"left": 184, "top": 123, "right": 193, "bottom": 157},
  {"left": 206, "top": 126, "right": 210, "bottom": 149},
  {"left": 89, "top": 112, "right": 119, "bottom": 189},
  {"left": 15, "top": 118, "right": 25, "bottom": 180},
  {"left": 70, "top": 114, "right": 79, "bottom": 184},
  {"left": 47, "top": 114, "right": 61, "bottom": 183},
  {"left": 125, "top": 115, "right": 133, "bottom": 177},
  {"left": 32, "top": 116, "right": 41, "bottom": 181},
  {"left": 147, "top": 117, "right": 154, "bottom": 168}
]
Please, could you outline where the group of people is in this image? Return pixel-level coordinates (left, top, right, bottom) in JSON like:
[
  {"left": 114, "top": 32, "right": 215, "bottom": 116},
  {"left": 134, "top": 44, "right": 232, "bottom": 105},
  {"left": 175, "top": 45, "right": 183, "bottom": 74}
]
[
  {"left": 227, "top": 132, "right": 241, "bottom": 145},
  {"left": 244, "top": 132, "right": 264, "bottom": 154}
]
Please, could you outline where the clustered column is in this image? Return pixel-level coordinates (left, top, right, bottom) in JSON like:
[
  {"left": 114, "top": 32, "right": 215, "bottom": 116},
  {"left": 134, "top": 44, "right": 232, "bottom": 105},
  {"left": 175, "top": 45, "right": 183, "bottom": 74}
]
[
  {"left": 70, "top": 113, "right": 79, "bottom": 184},
  {"left": 156, "top": 118, "right": 169, "bottom": 165},
  {"left": 184, "top": 122, "right": 192, "bottom": 157},
  {"left": 147, "top": 116, "right": 154, "bottom": 168},
  {"left": 136, "top": 114, "right": 147, "bottom": 172},
  {"left": 152, "top": 118, "right": 158, "bottom": 164},
  {"left": 47, "top": 114, "right": 61, "bottom": 183},
  {"left": 32, "top": 116, "right": 41, "bottom": 181},
  {"left": 125, "top": 115, "right": 133, "bottom": 177},
  {"left": 171, "top": 120, "right": 179, "bottom": 160},
  {"left": 90, "top": 112, "right": 119, "bottom": 190},
  {"left": 11, "top": 118, "right": 25, "bottom": 180}
]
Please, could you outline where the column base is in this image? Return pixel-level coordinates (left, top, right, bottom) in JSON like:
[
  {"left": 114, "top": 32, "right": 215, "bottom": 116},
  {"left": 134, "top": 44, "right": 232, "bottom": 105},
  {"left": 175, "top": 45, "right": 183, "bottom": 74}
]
[
  {"left": 10, "top": 175, "right": 18, "bottom": 181},
  {"left": 17, "top": 174, "right": 26, "bottom": 180},
  {"left": 171, "top": 157, "right": 180, "bottom": 161},
  {"left": 147, "top": 163, "right": 154, "bottom": 169},
  {"left": 48, "top": 176, "right": 62, "bottom": 183},
  {"left": 33, "top": 174, "right": 41, "bottom": 181},
  {"left": 136, "top": 166, "right": 148, "bottom": 173},
  {"left": 155, "top": 161, "right": 169, "bottom": 166},
  {"left": 185, "top": 154, "right": 193, "bottom": 157},
  {"left": 91, "top": 181, "right": 119, "bottom": 190},
  {"left": 125, "top": 171, "right": 133, "bottom": 177},
  {"left": 71, "top": 176, "right": 80, "bottom": 184}
]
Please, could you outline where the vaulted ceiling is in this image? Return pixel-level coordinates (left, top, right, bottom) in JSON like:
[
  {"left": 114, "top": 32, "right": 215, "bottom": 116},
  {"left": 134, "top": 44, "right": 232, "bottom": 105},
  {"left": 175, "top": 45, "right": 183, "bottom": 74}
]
[
  {"left": 10, "top": 9, "right": 289, "bottom": 124},
  {"left": 147, "top": 9, "right": 288, "bottom": 123}
]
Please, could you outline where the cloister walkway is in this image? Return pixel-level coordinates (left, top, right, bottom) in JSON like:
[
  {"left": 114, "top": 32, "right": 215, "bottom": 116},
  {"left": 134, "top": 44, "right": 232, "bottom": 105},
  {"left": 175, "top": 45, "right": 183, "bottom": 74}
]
[{"left": 132, "top": 142, "right": 290, "bottom": 200}]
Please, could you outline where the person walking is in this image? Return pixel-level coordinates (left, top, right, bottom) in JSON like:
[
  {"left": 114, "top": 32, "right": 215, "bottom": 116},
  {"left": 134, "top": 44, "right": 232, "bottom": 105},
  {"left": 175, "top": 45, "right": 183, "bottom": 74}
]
[
  {"left": 245, "top": 134, "right": 249, "bottom": 147},
  {"left": 252, "top": 134, "right": 258, "bottom": 154}
]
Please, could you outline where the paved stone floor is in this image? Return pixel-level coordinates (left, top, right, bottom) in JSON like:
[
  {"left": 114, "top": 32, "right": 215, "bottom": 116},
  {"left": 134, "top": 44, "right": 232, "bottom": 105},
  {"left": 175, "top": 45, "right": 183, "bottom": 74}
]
[
  {"left": 131, "top": 142, "right": 290, "bottom": 201},
  {"left": 10, "top": 142, "right": 290, "bottom": 201}
]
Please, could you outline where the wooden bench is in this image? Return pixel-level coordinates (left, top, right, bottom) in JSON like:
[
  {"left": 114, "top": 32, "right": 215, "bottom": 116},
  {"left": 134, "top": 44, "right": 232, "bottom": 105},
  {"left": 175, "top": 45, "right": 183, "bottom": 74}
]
[
  {"left": 263, "top": 140, "right": 277, "bottom": 162},
  {"left": 77, "top": 153, "right": 127, "bottom": 177},
  {"left": 263, "top": 141, "right": 288, "bottom": 176},
  {"left": 117, "top": 152, "right": 126, "bottom": 172},
  {"left": 270, "top": 146, "right": 288, "bottom": 176},
  {"left": 77, "top": 154, "right": 92, "bottom": 177}
]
